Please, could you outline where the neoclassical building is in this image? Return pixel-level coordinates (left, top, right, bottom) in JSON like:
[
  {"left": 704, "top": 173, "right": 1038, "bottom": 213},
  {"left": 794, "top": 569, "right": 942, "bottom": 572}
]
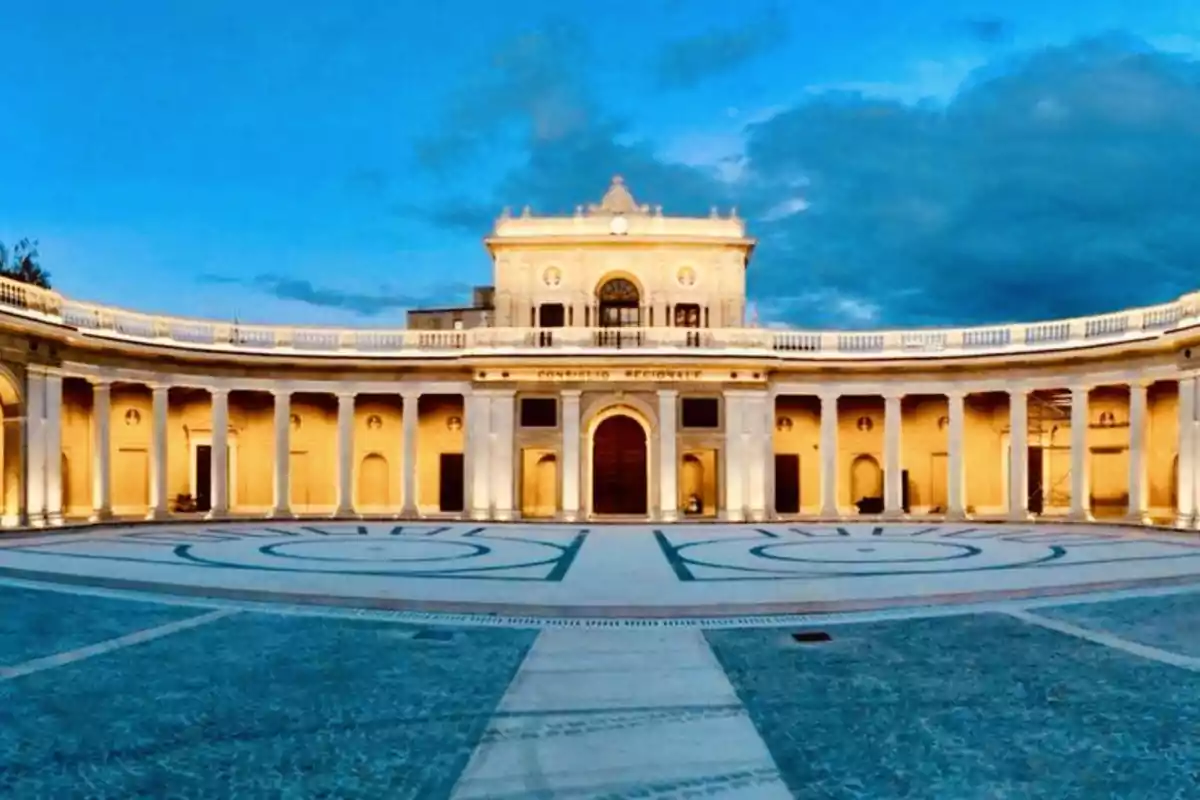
[{"left": 1, "top": 177, "right": 1198, "bottom": 529}]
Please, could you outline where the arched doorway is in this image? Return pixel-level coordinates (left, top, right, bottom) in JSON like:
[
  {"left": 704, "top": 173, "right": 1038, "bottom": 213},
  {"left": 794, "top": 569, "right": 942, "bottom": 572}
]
[
  {"left": 592, "top": 414, "right": 647, "bottom": 514},
  {"left": 357, "top": 453, "right": 389, "bottom": 509},
  {"left": 850, "top": 454, "right": 882, "bottom": 504},
  {"left": 597, "top": 277, "right": 641, "bottom": 328}
]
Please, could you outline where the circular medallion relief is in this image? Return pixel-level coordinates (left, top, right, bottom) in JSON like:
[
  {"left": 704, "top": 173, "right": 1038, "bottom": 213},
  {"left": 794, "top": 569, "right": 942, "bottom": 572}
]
[
  {"left": 677, "top": 266, "right": 697, "bottom": 287},
  {"left": 543, "top": 266, "right": 562, "bottom": 287}
]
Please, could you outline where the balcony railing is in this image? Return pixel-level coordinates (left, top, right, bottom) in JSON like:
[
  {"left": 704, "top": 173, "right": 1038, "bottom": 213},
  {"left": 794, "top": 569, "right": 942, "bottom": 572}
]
[{"left": 0, "top": 274, "right": 1194, "bottom": 361}]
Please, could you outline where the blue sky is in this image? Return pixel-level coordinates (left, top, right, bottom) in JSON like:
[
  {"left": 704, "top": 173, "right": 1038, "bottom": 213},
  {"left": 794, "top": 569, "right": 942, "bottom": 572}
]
[{"left": 2, "top": 0, "right": 1199, "bottom": 328}]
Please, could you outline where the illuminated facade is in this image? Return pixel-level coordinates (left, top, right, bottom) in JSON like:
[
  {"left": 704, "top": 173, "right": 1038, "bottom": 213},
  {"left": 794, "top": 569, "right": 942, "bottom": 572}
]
[{"left": 1, "top": 176, "right": 1198, "bottom": 529}]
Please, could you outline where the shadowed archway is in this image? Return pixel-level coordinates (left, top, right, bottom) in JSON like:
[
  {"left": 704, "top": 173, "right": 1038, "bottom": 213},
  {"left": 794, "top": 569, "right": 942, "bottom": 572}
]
[{"left": 592, "top": 414, "right": 647, "bottom": 515}]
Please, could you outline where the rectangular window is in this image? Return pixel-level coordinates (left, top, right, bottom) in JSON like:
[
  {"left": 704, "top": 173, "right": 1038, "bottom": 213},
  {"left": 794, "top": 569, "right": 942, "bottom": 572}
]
[
  {"left": 681, "top": 397, "right": 720, "bottom": 429},
  {"left": 674, "top": 304, "right": 701, "bottom": 328},
  {"left": 539, "top": 303, "right": 565, "bottom": 328},
  {"left": 520, "top": 397, "right": 558, "bottom": 428}
]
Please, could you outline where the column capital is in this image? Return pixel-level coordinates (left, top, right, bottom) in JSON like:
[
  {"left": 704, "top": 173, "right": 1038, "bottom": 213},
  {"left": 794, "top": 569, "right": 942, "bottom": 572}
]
[
  {"left": 87, "top": 375, "right": 113, "bottom": 388},
  {"left": 882, "top": 391, "right": 904, "bottom": 402},
  {"left": 560, "top": 389, "right": 582, "bottom": 399},
  {"left": 401, "top": 388, "right": 422, "bottom": 402},
  {"left": 208, "top": 385, "right": 230, "bottom": 399},
  {"left": 271, "top": 385, "right": 293, "bottom": 399},
  {"left": 1126, "top": 376, "right": 1153, "bottom": 390},
  {"left": 657, "top": 388, "right": 679, "bottom": 399},
  {"left": 148, "top": 382, "right": 170, "bottom": 394},
  {"left": 943, "top": 388, "right": 969, "bottom": 401},
  {"left": 335, "top": 390, "right": 357, "bottom": 401},
  {"left": 818, "top": 390, "right": 840, "bottom": 403},
  {"left": 1069, "top": 383, "right": 1092, "bottom": 396}
]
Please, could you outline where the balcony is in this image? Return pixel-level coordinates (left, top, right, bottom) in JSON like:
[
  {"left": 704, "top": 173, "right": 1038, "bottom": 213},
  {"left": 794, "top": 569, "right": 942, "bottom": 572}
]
[{"left": 0, "top": 274, "right": 1194, "bottom": 362}]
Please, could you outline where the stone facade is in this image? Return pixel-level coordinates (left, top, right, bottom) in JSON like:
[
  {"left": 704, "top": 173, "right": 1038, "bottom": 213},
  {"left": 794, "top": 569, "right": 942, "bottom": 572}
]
[{"left": 0, "top": 178, "right": 1197, "bottom": 529}]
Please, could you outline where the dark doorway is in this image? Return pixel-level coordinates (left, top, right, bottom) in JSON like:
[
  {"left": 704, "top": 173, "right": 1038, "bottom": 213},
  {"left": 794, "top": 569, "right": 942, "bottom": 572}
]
[
  {"left": 592, "top": 415, "right": 648, "bottom": 514},
  {"left": 539, "top": 303, "right": 565, "bottom": 328},
  {"left": 439, "top": 453, "right": 464, "bottom": 512},
  {"left": 195, "top": 445, "right": 212, "bottom": 512},
  {"left": 774, "top": 454, "right": 800, "bottom": 514},
  {"left": 1027, "top": 446, "right": 1044, "bottom": 515}
]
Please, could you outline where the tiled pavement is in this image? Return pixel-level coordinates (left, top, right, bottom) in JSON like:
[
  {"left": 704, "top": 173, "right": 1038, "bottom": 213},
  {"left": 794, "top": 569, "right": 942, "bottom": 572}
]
[{"left": 3, "top": 582, "right": 1200, "bottom": 797}]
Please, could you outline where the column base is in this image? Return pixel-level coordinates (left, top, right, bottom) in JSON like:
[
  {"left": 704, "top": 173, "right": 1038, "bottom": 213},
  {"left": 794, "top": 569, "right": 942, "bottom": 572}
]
[
  {"left": 562, "top": 510, "right": 580, "bottom": 523},
  {"left": 398, "top": 505, "right": 420, "bottom": 520},
  {"left": 720, "top": 510, "right": 745, "bottom": 523},
  {"left": 1175, "top": 513, "right": 1196, "bottom": 530},
  {"left": 91, "top": 508, "right": 114, "bottom": 523},
  {"left": 269, "top": 508, "right": 295, "bottom": 520},
  {"left": 746, "top": 509, "right": 766, "bottom": 523},
  {"left": 145, "top": 508, "right": 170, "bottom": 522},
  {"left": 1006, "top": 510, "right": 1033, "bottom": 523},
  {"left": 882, "top": 509, "right": 906, "bottom": 521},
  {"left": 493, "top": 508, "right": 514, "bottom": 522},
  {"left": 944, "top": 509, "right": 968, "bottom": 521},
  {"left": 46, "top": 511, "right": 65, "bottom": 527},
  {"left": 205, "top": 509, "right": 229, "bottom": 521},
  {"left": 1123, "top": 511, "right": 1151, "bottom": 526},
  {"left": 819, "top": 506, "right": 840, "bottom": 520},
  {"left": 659, "top": 509, "right": 679, "bottom": 523},
  {"left": 469, "top": 509, "right": 490, "bottom": 521},
  {"left": 1066, "top": 510, "right": 1094, "bottom": 523},
  {"left": 332, "top": 507, "right": 357, "bottom": 519}
]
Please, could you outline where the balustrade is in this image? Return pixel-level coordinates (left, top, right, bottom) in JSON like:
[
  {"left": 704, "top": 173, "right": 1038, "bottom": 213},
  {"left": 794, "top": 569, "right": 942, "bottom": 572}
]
[{"left": 0, "top": 274, "right": 1192, "bottom": 360}]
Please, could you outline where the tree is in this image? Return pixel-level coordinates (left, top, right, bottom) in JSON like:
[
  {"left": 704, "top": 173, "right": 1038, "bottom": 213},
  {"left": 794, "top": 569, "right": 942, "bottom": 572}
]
[{"left": 0, "top": 238, "right": 52, "bottom": 289}]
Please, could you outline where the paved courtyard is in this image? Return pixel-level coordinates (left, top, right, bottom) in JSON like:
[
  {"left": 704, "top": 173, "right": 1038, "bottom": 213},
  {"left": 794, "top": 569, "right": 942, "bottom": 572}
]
[{"left": 2, "top": 522, "right": 1200, "bottom": 797}]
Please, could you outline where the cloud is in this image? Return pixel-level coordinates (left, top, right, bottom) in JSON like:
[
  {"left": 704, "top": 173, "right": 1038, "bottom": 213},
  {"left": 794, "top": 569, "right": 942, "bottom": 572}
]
[
  {"left": 955, "top": 17, "right": 1012, "bottom": 45},
  {"left": 197, "top": 273, "right": 472, "bottom": 317},
  {"left": 412, "top": 21, "right": 595, "bottom": 173},
  {"left": 742, "top": 35, "right": 1200, "bottom": 326},
  {"left": 413, "top": 26, "right": 1200, "bottom": 328},
  {"left": 655, "top": 11, "right": 788, "bottom": 89}
]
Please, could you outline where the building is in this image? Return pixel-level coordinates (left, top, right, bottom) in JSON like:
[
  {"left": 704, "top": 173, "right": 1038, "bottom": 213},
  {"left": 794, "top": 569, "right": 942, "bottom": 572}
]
[{"left": 0, "top": 176, "right": 1198, "bottom": 528}]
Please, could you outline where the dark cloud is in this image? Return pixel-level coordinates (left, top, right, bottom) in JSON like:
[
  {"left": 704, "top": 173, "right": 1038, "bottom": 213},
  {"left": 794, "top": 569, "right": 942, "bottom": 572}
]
[
  {"left": 412, "top": 21, "right": 595, "bottom": 173},
  {"left": 743, "top": 36, "right": 1200, "bottom": 326},
  {"left": 413, "top": 26, "right": 1200, "bottom": 328},
  {"left": 655, "top": 11, "right": 788, "bottom": 89},
  {"left": 956, "top": 17, "right": 1012, "bottom": 45},
  {"left": 197, "top": 273, "right": 471, "bottom": 316}
]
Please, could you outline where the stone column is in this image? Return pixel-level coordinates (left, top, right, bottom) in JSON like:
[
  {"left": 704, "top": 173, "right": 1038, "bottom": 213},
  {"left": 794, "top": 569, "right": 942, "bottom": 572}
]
[
  {"left": 1177, "top": 376, "right": 1196, "bottom": 528},
  {"left": 744, "top": 391, "right": 769, "bottom": 522},
  {"left": 1008, "top": 387, "right": 1029, "bottom": 521},
  {"left": 43, "top": 373, "right": 63, "bottom": 525},
  {"left": 946, "top": 390, "right": 967, "bottom": 520},
  {"left": 24, "top": 370, "right": 46, "bottom": 526},
  {"left": 883, "top": 392, "right": 903, "bottom": 517},
  {"left": 335, "top": 392, "right": 355, "bottom": 517},
  {"left": 90, "top": 379, "right": 113, "bottom": 521},
  {"left": 208, "top": 387, "right": 229, "bottom": 518},
  {"left": 271, "top": 388, "right": 292, "bottom": 518},
  {"left": 819, "top": 392, "right": 839, "bottom": 517},
  {"left": 148, "top": 385, "right": 169, "bottom": 520},
  {"left": 467, "top": 392, "right": 491, "bottom": 520},
  {"left": 1068, "top": 384, "right": 1091, "bottom": 521},
  {"left": 1126, "top": 380, "right": 1149, "bottom": 524},
  {"left": 490, "top": 390, "right": 515, "bottom": 521},
  {"left": 401, "top": 390, "right": 420, "bottom": 517},
  {"left": 658, "top": 389, "right": 678, "bottom": 521},
  {"left": 722, "top": 393, "right": 744, "bottom": 521},
  {"left": 561, "top": 390, "right": 581, "bottom": 521}
]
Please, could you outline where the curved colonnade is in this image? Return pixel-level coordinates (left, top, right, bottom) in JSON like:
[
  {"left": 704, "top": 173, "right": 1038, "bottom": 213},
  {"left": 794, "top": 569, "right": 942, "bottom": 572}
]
[{"left": 1, "top": 275, "right": 1199, "bottom": 531}]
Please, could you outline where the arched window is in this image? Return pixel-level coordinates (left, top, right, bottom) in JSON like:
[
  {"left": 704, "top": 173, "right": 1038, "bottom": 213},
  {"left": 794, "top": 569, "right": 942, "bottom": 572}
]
[{"left": 597, "top": 278, "right": 641, "bottom": 327}]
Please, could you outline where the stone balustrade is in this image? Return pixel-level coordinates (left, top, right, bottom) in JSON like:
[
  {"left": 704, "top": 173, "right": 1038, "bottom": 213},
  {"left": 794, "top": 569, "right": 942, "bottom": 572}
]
[{"left": 1, "top": 274, "right": 1194, "bottom": 360}]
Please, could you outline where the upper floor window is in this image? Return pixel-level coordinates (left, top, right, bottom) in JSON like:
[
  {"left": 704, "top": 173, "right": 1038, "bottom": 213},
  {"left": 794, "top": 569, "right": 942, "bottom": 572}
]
[
  {"left": 520, "top": 397, "right": 558, "bottom": 427},
  {"left": 597, "top": 278, "right": 640, "bottom": 328},
  {"left": 674, "top": 304, "right": 701, "bottom": 328},
  {"left": 539, "top": 303, "right": 565, "bottom": 328}
]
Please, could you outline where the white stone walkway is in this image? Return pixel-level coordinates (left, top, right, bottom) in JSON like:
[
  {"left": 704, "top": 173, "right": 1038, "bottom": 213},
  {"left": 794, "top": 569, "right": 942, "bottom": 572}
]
[{"left": 450, "top": 629, "right": 792, "bottom": 799}]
